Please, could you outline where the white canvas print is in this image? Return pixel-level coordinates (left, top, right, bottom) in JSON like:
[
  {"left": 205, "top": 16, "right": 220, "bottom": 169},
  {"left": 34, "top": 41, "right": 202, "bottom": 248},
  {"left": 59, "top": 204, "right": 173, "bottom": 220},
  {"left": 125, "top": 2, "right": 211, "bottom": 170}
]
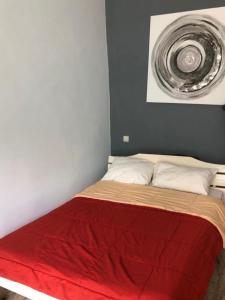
[{"left": 147, "top": 6, "right": 225, "bottom": 105}]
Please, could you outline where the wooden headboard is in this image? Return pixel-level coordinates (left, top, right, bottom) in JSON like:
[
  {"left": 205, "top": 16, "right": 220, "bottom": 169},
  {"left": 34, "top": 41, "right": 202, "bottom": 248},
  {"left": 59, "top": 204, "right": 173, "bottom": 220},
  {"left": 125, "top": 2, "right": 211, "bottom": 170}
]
[{"left": 108, "top": 153, "right": 225, "bottom": 193}]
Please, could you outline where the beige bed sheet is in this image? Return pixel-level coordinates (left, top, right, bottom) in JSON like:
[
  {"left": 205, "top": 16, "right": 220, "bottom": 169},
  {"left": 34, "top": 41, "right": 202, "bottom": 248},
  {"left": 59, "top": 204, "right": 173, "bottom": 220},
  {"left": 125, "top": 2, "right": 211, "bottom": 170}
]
[{"left": 79, "top": 180, "right": 225, "bottom": 247}]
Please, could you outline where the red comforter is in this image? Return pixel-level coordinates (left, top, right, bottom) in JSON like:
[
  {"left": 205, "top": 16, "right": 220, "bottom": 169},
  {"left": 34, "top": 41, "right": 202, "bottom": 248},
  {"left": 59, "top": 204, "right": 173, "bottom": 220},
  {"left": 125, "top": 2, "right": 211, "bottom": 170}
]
[{"left": 0, "top": 196, "right": 222, "bottom": 300}]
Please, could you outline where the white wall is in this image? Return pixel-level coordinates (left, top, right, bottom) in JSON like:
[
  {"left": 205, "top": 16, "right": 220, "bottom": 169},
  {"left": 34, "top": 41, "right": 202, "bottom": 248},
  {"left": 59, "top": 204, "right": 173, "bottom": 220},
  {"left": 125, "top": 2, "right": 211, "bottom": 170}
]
[{"left": 0, "top": 0, "right": 110, "bottom": 237}]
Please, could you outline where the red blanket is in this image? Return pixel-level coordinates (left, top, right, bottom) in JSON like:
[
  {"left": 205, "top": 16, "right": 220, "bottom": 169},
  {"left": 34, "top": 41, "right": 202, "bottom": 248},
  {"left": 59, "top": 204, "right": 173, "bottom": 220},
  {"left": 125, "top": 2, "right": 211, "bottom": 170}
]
[{"left": 0, "top": 197, "right": 222, "bottom": 300}]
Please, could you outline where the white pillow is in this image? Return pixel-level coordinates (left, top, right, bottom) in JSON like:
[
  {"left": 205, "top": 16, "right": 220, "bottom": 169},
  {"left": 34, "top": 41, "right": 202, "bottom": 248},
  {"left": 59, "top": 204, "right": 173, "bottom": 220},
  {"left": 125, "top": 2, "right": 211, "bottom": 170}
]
[
  {"left": 152, "top": 161, "right": 217, "bottom": 195},
  {"left": 102, "top": 157, "right": 154, "bottom": 185}
]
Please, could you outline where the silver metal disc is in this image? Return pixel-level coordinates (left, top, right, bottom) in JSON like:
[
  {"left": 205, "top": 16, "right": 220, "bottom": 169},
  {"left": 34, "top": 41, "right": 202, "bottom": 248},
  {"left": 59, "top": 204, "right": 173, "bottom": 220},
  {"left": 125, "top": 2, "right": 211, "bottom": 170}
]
[{"left": 152, "top": 14, "right": 225, "bottom": 99}]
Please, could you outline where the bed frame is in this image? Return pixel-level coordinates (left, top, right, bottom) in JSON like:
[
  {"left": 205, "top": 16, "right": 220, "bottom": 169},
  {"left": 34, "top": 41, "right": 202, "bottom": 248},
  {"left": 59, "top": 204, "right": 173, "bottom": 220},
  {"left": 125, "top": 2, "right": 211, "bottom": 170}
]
[
  {"left": 108, "top": 153, "right": 225, "bottom": 193},
  {"left": 0, "top": 153, "right": 224, "bottom": 300}
]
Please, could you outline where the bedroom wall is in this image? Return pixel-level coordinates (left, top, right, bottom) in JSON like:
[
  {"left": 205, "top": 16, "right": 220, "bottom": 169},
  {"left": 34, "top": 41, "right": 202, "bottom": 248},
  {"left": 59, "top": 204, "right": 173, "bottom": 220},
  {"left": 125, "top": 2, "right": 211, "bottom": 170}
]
[
  {"left": 106, "top": 0, "right": 225, "bottom": 164},
  {"left": 0, "top": 0, "right": 110, "bottom": 237}
]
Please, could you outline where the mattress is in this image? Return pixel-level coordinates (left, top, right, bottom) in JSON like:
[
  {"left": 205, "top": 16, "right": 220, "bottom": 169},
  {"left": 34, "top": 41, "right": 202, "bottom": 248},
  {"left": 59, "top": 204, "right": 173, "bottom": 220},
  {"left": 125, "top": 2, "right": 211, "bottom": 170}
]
[{"left": 0, "top": 181, "right": 224, "bottom": 300}]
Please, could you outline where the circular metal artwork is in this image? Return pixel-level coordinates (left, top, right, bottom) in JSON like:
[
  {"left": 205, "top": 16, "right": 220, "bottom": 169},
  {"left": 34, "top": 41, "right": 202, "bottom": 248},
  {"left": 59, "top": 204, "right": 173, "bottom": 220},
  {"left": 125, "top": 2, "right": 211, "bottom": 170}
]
[{"left": 152, "top": 14, "right": 225, "bottom": 99}]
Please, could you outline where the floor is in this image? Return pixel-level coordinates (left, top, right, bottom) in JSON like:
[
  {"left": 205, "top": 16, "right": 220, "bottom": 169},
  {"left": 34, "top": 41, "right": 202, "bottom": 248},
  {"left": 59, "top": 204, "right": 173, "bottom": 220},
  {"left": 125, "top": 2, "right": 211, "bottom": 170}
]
[
  {"left": 0, "top": 288, "right": 29, "bottom": 300},
  {"left": 205, "top": 249, "right": 225, "bottom": 300}
]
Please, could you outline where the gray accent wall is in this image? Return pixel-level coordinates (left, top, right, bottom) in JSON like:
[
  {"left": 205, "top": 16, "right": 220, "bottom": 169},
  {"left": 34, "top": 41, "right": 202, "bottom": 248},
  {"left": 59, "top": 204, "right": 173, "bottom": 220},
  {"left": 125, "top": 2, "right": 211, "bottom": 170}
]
[
  {"left": 0, "top": 0, "right": 110, "bottom": 237},
  {"left": 106, "top": 0, "right": 225, "bottom": 163}
]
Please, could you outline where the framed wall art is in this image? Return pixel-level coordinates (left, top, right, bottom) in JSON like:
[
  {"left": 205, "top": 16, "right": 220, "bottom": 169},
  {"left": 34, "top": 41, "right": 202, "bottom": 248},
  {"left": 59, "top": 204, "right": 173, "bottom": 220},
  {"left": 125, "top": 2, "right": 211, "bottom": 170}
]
[{"left": 147, "top": 6, "right": 225, "bottom": 105}]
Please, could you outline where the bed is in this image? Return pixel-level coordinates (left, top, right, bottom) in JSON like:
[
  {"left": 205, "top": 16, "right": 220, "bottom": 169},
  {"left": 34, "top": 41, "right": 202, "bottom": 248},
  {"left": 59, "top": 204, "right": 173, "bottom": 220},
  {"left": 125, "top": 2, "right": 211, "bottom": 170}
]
[{"left": 0, "top": 153, "right": 225, "bottom": 300}]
